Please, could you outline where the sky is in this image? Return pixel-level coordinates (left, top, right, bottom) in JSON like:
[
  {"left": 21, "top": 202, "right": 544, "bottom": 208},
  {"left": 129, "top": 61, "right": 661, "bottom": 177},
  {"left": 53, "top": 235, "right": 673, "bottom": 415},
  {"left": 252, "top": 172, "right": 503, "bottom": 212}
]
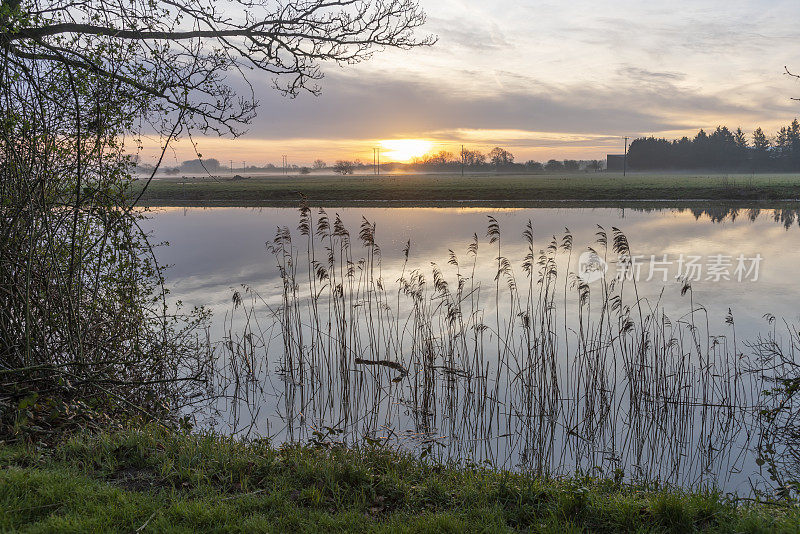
[{"left": 136, "top": 0, "right": 800, "bottom": 167}]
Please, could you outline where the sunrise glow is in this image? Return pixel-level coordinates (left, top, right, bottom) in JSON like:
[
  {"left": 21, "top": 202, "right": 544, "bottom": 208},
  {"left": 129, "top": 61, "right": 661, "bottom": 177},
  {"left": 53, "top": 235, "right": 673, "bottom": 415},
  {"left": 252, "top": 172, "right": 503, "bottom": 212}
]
[{"left": 379, "top": 139, "right": 434, "bottom": 162}]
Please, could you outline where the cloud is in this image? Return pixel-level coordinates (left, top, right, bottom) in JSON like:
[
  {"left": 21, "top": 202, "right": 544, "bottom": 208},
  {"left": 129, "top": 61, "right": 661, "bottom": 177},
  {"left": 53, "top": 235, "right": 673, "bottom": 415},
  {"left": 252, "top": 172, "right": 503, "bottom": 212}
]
[
  {"left": 139, "top": 0, "right": 800, "bottom": 163},
  {"left": 234, "top": 68, "right": 766, "bottom": 141},
  {"left": 425, "top": 15, "right": 511, "bottom": 51},
  {"left": 618, "top": 67, "right": 686, "bottom": 82}
]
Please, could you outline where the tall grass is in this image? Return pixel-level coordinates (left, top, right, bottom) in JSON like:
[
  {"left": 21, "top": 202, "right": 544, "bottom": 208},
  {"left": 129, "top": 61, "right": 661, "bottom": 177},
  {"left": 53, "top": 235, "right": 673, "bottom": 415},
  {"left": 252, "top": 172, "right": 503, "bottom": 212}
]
[{"left": 215, "top": 202, "right": 780, "bottom": 493}]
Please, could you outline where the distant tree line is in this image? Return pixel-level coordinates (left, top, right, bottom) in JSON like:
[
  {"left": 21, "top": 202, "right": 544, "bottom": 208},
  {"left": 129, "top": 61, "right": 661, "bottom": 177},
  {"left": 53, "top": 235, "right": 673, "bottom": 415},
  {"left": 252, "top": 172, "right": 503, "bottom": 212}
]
[
  {"left": 406, "top": 147, "right": 604, "bottom": 173},
  {"left": 135, "top": 158, "right": 305, "bottom": 175},
  {"left": 133, "top": 150, "right": 607, "bottom": 175},
  {"left": 628, "top": 120, "right": 800, "bottom": 171}
]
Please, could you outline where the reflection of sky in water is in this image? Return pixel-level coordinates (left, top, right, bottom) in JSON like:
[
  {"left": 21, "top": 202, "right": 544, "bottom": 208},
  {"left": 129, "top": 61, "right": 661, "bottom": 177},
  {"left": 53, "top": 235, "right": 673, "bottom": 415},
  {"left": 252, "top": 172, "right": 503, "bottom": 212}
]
[
  {"left": 143, "top": 206, "right": 800, "bottom": 341},
  {"left": 139, "top": 206, "right": 800, "bottom": 494}
]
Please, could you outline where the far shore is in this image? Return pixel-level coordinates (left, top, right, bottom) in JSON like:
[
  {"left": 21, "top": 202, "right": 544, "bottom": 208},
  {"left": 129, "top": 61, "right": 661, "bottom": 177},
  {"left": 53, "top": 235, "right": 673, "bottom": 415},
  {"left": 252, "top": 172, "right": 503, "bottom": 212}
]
[{"left": 133, "top": 172, "right": 800, "bottom": 208}]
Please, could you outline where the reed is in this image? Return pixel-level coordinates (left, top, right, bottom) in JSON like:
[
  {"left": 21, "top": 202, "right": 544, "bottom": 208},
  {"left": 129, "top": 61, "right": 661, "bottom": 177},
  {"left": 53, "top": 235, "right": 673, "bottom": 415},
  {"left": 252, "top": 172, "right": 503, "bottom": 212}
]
[{"left": 215, "top": 202, "right": 785, "bottom": 495}]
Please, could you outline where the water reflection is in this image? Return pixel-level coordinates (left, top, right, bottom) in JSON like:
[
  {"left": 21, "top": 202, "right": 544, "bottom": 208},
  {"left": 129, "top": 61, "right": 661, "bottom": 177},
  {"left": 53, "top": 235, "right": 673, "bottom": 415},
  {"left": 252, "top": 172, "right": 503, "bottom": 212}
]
[
  {"left": 142, "top": 205, "right": 800, "bottom": 495},
  {"left": 628, "top": 206, "right": 800, "bottom": 229},
  {"left": 145, "top": 206, "right": 800, "bottom": 340}
]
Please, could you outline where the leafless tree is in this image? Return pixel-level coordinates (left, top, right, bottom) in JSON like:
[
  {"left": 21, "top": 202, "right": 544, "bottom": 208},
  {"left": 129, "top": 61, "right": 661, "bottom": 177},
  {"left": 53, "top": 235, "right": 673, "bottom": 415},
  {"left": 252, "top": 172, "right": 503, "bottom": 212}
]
[
  {"left": 462, "top": 149, "right": 486, "bottom": 167},
  {"left": 489, "top": 147, "right": 514, "bottom": 167},
  {"left": 1, "top": 0, "right": 434, "bottom": 137},
  {"left": 333, "top": 160, "right": 354, "bottom": 175}
]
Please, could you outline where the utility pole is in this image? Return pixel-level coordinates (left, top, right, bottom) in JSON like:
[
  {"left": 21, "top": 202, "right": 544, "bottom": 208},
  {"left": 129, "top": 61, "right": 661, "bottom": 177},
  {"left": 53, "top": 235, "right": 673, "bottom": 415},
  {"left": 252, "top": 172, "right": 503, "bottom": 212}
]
[
  {"left": 623, "top": 137, "right": 629, "bottom": 177},
  {"left": 461, "top": 145, "right": 465, "bottom": 177},
  {"left": 230, "top": 160, "right": 233, "bottom": 174}
]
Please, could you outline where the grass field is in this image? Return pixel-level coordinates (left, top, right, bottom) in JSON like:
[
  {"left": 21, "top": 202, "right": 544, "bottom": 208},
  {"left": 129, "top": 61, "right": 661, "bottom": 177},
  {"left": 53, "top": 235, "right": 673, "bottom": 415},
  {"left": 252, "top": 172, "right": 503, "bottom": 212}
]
[
  {"left": 133, "top": 172, "right": 800, "bottom": 207},
  {"left": 2, "top": 427, "right": 798, "bottom": 533}
]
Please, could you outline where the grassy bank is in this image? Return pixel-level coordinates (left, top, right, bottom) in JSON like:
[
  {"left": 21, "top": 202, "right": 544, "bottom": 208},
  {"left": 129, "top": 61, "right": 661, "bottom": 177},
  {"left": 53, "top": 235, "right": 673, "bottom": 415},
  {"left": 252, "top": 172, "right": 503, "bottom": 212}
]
[
  {"left": 133, "top": 172, "right": 800, "bottom": 207},
  {"left": 2, "top": 428, "right": 797, "bottom": 532}
]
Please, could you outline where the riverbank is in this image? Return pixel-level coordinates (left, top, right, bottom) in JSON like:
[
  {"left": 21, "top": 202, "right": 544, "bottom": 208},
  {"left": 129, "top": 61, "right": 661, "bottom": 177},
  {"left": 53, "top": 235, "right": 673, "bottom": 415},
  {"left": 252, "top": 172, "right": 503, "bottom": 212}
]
[
  {"left": 133, "top": 172, "right": 800, "bottom": 207},
  {"left": 2, "top": 428, "right": 797, "bottom": 532}
]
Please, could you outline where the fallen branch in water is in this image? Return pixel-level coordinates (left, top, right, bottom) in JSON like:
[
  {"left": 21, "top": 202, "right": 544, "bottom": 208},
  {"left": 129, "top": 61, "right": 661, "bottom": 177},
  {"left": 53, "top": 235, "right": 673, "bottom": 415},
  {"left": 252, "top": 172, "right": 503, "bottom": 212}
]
[{"left": 354, "top": 358, "right": 408, "bottom": 381}]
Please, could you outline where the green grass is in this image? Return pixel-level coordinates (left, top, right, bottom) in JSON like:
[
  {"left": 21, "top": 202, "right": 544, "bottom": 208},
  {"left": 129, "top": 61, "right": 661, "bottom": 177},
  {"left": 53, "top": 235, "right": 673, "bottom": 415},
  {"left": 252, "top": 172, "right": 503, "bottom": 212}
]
[
  {"left": 2, "top": 428, "right": 798, "bottom": 532},
  {"left": 133, "top": 172, "right": 800, "bottom": 207}
]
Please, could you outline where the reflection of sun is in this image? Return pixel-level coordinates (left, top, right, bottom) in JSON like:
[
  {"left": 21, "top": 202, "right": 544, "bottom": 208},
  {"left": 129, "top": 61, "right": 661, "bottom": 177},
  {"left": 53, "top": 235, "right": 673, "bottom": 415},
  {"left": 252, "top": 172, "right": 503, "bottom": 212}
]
[{"left": 379, "top": 139, "right": 433, "bottom": 162}]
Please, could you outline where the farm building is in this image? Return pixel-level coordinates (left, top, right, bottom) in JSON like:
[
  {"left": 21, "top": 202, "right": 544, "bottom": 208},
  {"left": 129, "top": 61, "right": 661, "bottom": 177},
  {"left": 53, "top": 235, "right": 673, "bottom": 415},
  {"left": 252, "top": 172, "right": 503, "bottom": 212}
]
[{"left": 606, "top": 154, "right": 626, "bottom": 172}]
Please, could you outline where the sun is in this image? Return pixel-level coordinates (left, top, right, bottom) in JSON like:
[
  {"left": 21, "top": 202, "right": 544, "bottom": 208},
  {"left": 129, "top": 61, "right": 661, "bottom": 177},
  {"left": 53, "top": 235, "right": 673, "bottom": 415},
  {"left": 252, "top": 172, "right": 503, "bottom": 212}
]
[{"left": 379, "top": 139, "right": 433, "bottom": 162}]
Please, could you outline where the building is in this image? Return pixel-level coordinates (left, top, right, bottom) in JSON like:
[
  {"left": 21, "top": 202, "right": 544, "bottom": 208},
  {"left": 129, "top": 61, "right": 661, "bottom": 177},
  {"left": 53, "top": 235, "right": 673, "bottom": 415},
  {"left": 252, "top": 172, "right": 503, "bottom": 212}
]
[{"left": 606, "top": 154, "right": 626, "bottom": 172}]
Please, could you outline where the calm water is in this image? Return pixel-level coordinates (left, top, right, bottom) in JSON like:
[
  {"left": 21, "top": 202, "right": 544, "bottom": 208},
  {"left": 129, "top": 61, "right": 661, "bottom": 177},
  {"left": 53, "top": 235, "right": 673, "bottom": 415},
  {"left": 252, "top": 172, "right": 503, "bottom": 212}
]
[{"left": 144, "top": 205, "right": 800, "bottom": 495}]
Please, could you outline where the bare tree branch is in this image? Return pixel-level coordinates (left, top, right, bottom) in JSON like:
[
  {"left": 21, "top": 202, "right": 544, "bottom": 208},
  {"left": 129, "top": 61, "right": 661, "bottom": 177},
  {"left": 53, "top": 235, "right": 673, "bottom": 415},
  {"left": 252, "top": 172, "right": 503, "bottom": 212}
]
[{"left": 2, "top": 0, "right": 435, "bottom": 133}]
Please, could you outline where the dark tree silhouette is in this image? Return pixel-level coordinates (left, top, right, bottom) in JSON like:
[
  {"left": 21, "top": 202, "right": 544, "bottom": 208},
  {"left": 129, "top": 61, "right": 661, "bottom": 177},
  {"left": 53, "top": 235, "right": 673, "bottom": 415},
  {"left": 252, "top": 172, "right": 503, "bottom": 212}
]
[
  {"left": 488, "top": 147, "right": 514, "bottom": 168},
  {"left": 333, "top": 160, "right": 355, "bottom": 175},
  {"left": 753, "top": 128, "right": 770, "bottom": 168},
  {"left": 1, "top": 0, "right": 434, "bottom": 135},
  {"left": 462, "top": 149, "right": 486, "bottom": 166},
  {"left": 626, "top": 119, "right": 800, "bottom": 171},
  {"left": 562, "top": 159, "right": 579, "bottom": 171},
  {"left": 544, "top": 159, "right": 563, "bottom": 171},
  {"left": 525, "top": 160, "right": 543, "bottom": 171}
]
